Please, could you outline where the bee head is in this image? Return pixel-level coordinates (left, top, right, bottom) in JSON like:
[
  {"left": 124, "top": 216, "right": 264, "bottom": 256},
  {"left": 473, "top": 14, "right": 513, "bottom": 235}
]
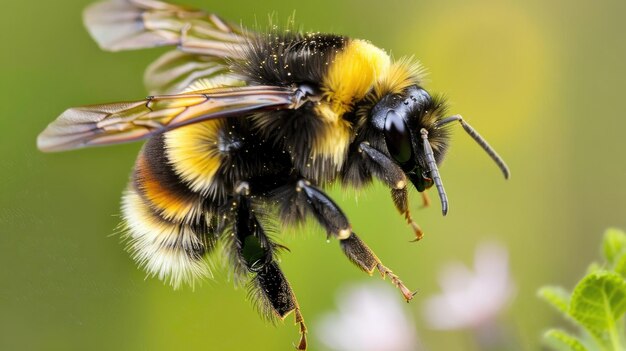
[
  {"left": 371, "top": 85, "right": 449, "bottom": 188},
  {"left": 370, "top": 85, "right": 509, "bottom": 215}
]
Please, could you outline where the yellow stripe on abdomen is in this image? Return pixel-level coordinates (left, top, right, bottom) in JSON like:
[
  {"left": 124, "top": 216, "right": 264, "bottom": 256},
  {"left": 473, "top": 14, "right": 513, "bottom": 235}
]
[
  {"left": 134, "top": 153, "right": 204, "bottom": 222},
  {"left": 165, "top": 120, "right": 225, "bottom": 195}
]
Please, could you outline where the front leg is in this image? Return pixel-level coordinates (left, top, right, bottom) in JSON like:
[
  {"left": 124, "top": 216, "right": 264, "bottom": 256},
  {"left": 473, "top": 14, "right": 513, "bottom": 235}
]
[
  {"left": 359, "top": 142, "right": 424, "bottom": 241},
  {"left": 295, "top": 180, "right": 415, "bottom": 302}
]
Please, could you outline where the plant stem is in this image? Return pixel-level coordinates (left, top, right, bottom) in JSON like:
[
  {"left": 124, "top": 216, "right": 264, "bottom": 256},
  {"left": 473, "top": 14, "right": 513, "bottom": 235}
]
[
  {"left": 604, "top": 289, "right": 623, "bottom": 351},
  {"left": 608, "top": 320, "right": 622, "bottom": 351}
]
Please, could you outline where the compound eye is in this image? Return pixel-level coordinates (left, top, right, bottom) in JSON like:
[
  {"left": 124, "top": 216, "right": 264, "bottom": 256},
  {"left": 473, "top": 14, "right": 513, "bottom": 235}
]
[{"left": 384, "top": 110, "right": 413, "bottom": 165}]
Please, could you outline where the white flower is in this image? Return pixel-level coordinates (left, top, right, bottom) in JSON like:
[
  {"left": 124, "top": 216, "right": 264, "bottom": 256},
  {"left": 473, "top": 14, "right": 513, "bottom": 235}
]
[
  {"left": 316, "top": 282, "right": 421, "bottom": 351},
  {"left": 423, "top": 242, "right": 515, "bottom": 330}
]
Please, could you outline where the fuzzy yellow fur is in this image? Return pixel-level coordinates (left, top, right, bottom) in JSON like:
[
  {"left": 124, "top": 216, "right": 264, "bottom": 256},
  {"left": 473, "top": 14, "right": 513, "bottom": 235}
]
[
  {"left": 165, "top": 119, "right": 225, "bottom": 194},
  {"left": 315, "top": 39, "right": 391, "bottom": 167},
  {"left": 323, "top": 39, "right": 391, "bottom": 115},
  {"left": 135, "top": 154, "right": 204, "bottom": 222},
  {"left": 373, "top": 57, "right": 426, "bottom": 100}
]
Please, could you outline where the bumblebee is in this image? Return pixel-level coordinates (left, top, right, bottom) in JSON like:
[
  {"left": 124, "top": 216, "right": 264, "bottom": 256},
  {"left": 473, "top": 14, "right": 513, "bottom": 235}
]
[{"left": 38, "top": 0, "right": 510, "bottom": 349}]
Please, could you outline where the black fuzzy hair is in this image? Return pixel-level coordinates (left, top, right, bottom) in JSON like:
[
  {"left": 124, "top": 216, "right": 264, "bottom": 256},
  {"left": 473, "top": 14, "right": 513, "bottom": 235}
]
[
  {"left": 232, "top": 30, "right": 347, "bottom": 86},
  {"left": 411, "top": 93, "right": 451, "bottom": 167}
]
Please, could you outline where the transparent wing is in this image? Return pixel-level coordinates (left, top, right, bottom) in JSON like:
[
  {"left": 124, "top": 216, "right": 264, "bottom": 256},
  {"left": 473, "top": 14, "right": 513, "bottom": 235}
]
[
  {"left": 144, "top": 50, "right": 244, "bottom": 94},
  {"left": 38, "top": 85, "right": 305, "bottom": 152},
  {"left": 83, "top": 0, "right": 251, "bottom": 57}
]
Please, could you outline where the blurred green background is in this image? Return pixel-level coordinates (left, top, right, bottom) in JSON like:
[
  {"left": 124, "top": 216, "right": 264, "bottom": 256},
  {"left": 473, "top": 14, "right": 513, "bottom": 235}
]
[{"left": 2, "top": 0, "right": 626, "bottom": 350}]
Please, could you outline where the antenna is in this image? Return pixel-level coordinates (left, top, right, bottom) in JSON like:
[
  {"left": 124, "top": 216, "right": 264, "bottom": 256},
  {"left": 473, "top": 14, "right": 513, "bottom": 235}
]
[
  {"left": 420, "top": 128, "right": 448, "bottom": 216},
  {"left": 436, "top": 115, "right": 510, "bottom": 179}
]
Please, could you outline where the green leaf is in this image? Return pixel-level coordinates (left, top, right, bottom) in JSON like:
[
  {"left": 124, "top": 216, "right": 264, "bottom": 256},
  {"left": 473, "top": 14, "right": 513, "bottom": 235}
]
[
  {"left": 569, "top": 271, "right": 626, "bottom": 340},
  {"left": 544, "top": 329, "right": 589, "bottom": 351},
  {"left": 603, "top": 228, "right": 626, "bottom": 265},
  {"left": 539, "top": 286, "right": 571, "bottom": 317},
  {"left": 614, "top": 254, "right": 626, "bottom": 279},
  {"left": 586, "top": 262, "right": 602, "bottom": 275}
]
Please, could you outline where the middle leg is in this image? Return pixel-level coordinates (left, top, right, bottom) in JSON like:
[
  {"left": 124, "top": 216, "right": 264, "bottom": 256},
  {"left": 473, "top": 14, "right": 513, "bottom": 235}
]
[{"left": 295, "top": 179, "right": 415, "bottom": 302}]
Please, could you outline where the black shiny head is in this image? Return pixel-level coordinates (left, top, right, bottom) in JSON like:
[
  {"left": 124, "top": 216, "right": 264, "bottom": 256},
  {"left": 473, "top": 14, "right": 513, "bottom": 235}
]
[
  {"left": 371, "top": 85, "right": 509, "bottom": 215},
  {"left": 371, "top": 85, "right": 450, "bottom": 188}
]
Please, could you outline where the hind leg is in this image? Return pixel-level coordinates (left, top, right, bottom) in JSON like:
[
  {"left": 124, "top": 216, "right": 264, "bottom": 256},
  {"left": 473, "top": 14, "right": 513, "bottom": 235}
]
[{"left": 229, "top": 182, "right": 307, "bottom": 350}]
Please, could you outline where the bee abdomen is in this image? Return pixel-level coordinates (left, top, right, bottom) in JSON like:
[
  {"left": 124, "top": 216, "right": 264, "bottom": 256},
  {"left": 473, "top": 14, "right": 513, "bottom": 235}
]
[
  {"left": 134, "top": 135, "right": 207, "bottom": 223},
  {"left": 121, "top": 186, "right": 214, "bottom": 288},
  {"left": 163, "top": 119, "right": 228, "bottom": 198},
  {"left": 123, "top": 135, "right": 217, "bottom": 288}
]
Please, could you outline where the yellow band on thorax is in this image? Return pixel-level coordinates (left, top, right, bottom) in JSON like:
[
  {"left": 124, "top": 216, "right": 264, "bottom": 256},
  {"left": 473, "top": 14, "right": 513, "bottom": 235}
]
[{"left": 323, "top": 39, "right": 391, "bottom": 115}]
